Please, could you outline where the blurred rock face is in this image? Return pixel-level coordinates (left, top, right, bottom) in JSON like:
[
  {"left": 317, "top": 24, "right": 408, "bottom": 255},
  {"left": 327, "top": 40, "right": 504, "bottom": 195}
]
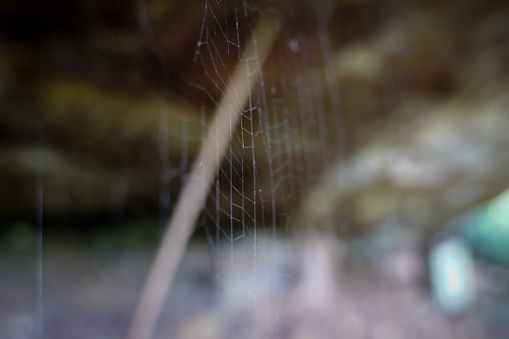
[
  {"left": 1, "top": 0, "right": 509, "bottom": 235},
  {"left": 301, "top": 84, "right": 509, "bottom": 236}
]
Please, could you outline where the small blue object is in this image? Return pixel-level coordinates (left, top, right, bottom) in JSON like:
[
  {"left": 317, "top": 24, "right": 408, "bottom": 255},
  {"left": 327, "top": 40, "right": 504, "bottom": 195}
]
[{"left": 429, "top": 236, "right": 476, "bottom": 316}]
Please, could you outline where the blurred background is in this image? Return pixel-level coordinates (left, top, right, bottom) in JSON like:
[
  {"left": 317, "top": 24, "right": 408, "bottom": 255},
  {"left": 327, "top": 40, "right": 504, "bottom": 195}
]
[{"left": 1, "top": 0, "right": 509, "bottom": 338}]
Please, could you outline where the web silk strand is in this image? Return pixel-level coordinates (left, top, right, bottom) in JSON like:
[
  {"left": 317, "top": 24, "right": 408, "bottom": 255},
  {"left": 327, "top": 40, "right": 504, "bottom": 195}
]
[{"left": 127, "top": 13, "right": 281, "bottom": 339}]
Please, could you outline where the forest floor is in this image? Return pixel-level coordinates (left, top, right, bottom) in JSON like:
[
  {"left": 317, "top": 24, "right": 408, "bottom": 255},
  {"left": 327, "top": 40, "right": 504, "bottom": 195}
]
[{"left": 1, "top": 233, "right": 506, "bottom": 339}]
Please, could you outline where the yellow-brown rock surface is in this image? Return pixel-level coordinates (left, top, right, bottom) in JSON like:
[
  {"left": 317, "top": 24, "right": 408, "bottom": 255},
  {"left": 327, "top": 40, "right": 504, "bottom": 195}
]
[{"left": 1, "top": 0, "right": 508, "bottom": 235}]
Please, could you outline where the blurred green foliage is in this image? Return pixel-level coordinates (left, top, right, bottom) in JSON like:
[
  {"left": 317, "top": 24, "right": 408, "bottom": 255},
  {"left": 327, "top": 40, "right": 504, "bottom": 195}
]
[{"left": 461, "top": 189, "right": 509, "bottom": 266}]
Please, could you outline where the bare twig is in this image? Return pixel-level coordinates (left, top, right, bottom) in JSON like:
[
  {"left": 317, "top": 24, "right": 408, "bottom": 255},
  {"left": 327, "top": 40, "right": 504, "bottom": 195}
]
[{"left": 127, "top": 13, "right": 281, "bottom": 339}]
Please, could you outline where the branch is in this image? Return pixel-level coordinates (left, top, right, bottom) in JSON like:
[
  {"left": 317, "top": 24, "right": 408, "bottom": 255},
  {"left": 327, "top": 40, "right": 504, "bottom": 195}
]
[{"left": 127, "top": 13, "right": 281, "bottom": 339}]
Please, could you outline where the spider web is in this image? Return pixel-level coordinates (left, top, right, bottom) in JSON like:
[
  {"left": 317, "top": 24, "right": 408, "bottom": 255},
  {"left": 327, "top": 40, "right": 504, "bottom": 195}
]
[
  {"left": 2, "top": 0, "right": 506, "bottom": 338},
  {"left": 167, "top": 0, "right": 348, "bottom": 255},
  {"left": 141, "top": 1, "right": 351, "bottom": 335}
]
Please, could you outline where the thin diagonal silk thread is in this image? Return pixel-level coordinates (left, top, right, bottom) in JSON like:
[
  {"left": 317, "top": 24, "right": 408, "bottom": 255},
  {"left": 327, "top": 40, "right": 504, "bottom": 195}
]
[{"left": 127, "top": 13, "right": 281, "bottom": 339}]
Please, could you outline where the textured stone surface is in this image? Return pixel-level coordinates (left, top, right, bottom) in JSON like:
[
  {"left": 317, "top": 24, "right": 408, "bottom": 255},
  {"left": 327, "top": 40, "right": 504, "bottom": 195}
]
[{"left": 1, "top": 0, "right": 509, "bottom": 230}]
